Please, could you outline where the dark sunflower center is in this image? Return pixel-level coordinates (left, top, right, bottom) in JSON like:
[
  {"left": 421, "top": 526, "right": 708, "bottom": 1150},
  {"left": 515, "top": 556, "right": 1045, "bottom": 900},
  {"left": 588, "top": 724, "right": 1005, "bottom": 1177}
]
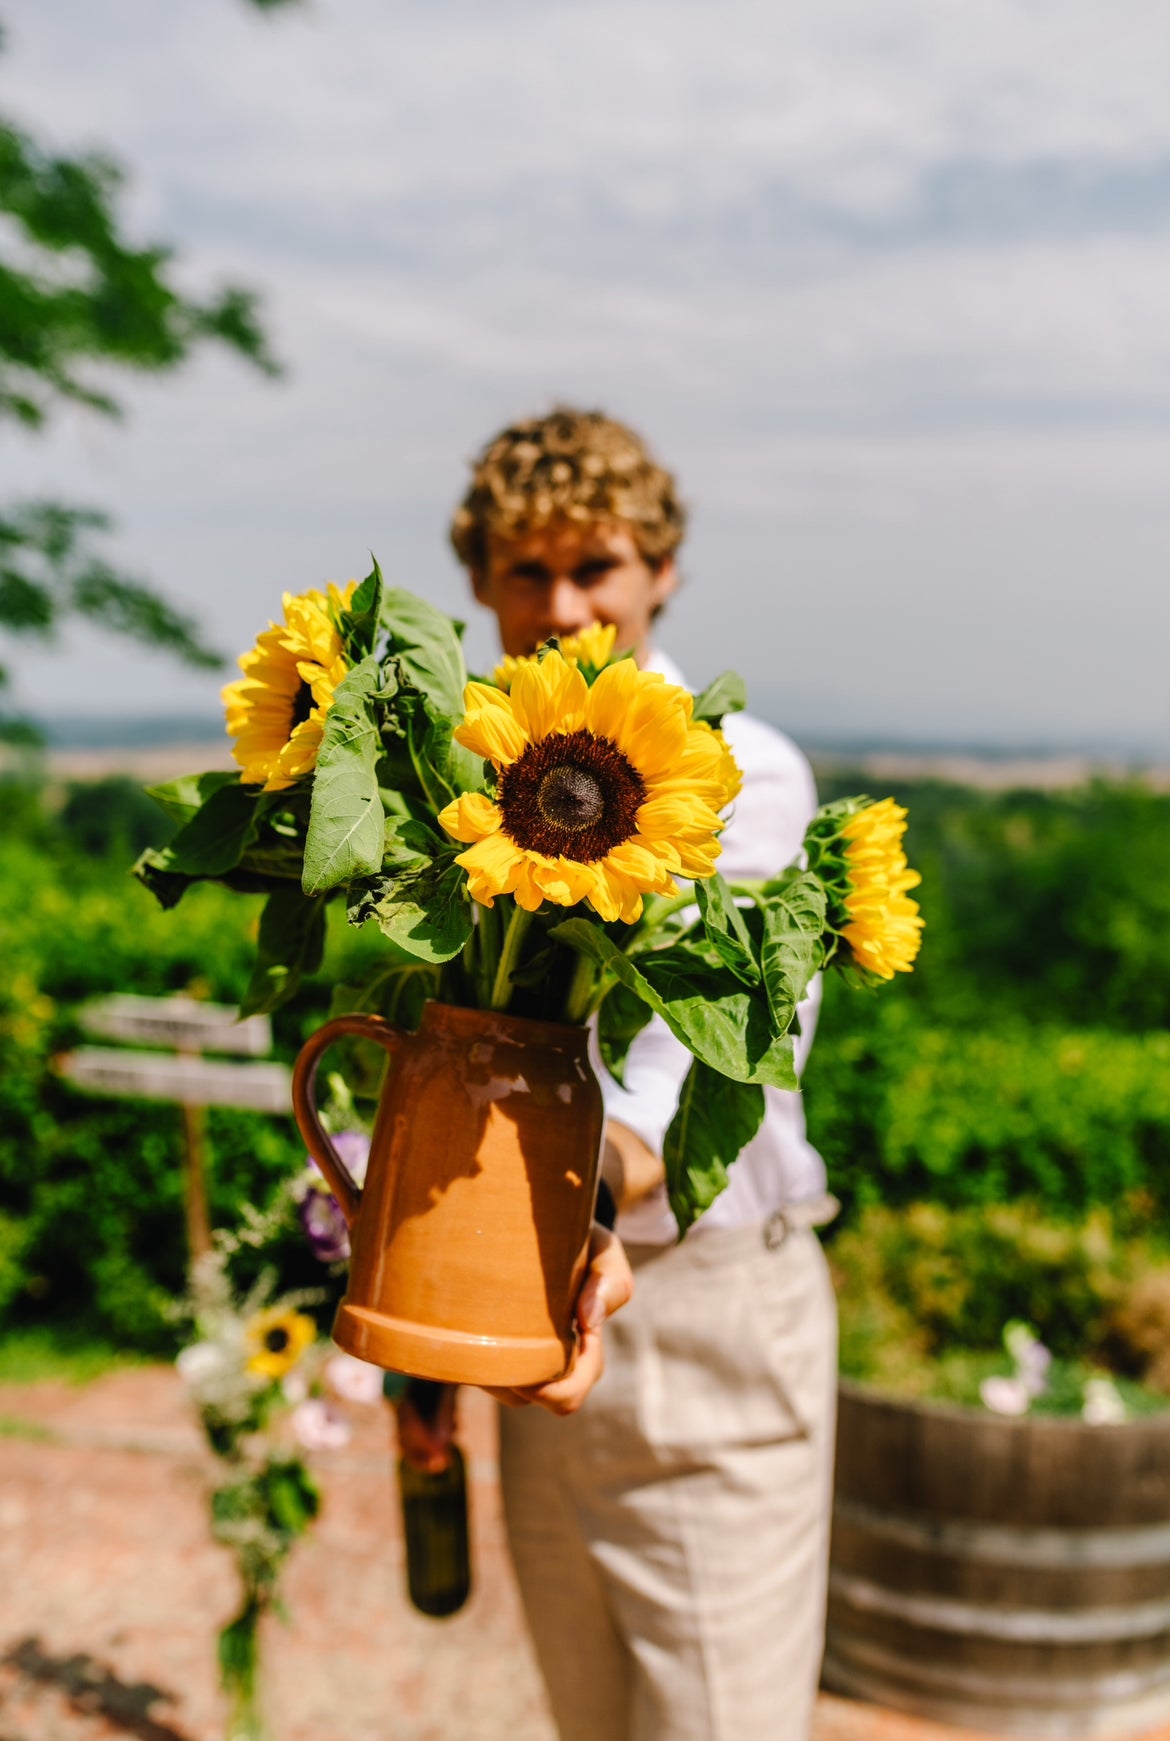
[
  {"left": 498, "top": 729, "right": 645, "bottom": 864},
  {"left": 538, "top": 765, "right": 606, "bottom": 832},
  {"left": 289, "top": 682, "right": 314, "bottom": 729},
  {"left": 265, "top": 1328, "right": 291, "bottom": 1354}
]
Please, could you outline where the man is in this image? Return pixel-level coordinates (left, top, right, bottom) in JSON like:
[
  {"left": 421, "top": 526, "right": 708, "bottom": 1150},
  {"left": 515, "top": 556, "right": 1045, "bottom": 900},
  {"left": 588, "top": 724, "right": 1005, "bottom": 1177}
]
[{"left": 403, "top": 407, "right": 838, "bottom": 1741}]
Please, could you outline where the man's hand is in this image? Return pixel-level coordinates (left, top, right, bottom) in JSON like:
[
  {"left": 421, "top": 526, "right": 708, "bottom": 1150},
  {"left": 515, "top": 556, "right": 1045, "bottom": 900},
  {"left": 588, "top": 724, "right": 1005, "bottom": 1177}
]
[
  {"left": 487, "top": 1220, "right": 634, "bottom": 1416},
  {"left": 393, "top": 1220, "right": 634, "bottom": 1469}
]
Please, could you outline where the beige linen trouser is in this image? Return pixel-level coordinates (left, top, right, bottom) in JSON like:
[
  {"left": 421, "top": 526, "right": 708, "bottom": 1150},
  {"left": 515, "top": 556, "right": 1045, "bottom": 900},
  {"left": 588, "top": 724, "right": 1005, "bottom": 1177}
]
[{"left": 498, "top": 1205, "right": 838, "bottom": 1741}]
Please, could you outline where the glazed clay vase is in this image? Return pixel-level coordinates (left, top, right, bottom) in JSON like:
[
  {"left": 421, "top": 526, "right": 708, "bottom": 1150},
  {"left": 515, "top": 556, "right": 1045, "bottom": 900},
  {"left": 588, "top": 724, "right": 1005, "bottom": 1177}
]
[{"left": 291, "top": 1002, "right": 605, "bottom": 1387}]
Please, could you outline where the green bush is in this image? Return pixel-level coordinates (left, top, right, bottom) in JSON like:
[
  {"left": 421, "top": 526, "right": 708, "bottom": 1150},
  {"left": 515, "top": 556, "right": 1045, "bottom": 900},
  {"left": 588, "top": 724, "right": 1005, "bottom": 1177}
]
[
  {"left": 0, "top": 795, "right": 383, "bottom": 1352},
  {"left": 815, "top": 774, "right": 1170, "bottom": 1030},
  {"left": 832, "top": 1200, "right": 1170, "bottom": 1406},
  {"left": 805, "top": 992, "right": 1170, "bottom": 1222},
  {"left": 4, "top": 770, "right": 1170, "bottom": 1357}
]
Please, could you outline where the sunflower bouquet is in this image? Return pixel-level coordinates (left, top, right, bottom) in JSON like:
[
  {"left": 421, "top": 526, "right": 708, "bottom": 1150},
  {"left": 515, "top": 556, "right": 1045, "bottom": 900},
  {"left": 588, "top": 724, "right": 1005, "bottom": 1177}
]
[{"left": 137, "top": 565, "right": 922, "bottom": 1231}]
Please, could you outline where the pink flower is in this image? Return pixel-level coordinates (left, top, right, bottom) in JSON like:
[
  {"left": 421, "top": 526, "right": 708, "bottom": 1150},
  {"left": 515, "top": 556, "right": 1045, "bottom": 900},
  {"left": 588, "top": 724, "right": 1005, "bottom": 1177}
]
[
  {"left": 326, "top": 1352, "right": 384, "bottom": 1405},
  {"left": 980, "top": 1376, "right": 1031, "bottom": 1417},
  {"left": 291, "top": 1398, "right": 351, "bottom": 1451}
]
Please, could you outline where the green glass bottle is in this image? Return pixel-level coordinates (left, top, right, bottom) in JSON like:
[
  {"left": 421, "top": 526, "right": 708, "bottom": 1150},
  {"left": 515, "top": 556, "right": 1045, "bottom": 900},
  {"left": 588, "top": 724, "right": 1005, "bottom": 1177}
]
[{"left": 394, "top": 1378, "right": 471, "bottom": 1618}]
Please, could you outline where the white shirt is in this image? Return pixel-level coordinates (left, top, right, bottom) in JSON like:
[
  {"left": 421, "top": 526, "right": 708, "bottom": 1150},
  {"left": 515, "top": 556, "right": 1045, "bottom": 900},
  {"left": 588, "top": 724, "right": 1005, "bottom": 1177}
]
[{"left": 598, "top": 650, "right": 827, "bottom": 1245}]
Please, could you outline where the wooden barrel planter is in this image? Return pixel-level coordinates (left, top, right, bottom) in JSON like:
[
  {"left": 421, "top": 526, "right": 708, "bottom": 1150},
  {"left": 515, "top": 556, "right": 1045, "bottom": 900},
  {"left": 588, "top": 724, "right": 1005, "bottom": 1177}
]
[{"left": 823, "top": 1379, "right": 1170, "bottom": 1738}]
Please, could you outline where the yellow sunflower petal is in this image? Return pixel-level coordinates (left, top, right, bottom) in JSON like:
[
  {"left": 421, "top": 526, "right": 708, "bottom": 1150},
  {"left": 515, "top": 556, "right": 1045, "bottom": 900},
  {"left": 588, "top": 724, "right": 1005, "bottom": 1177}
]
[
  {"left": 455, "top": 832, "right": 526, "bottom": 907},
  {"left": 223, "top": 585, "right": 351, "bottom": 790},
  {"left": 562, "top": 621, "right": 618, "bottom": 669},
  {"left": 839, "top": 799, "right": 925, "bottom": 978},
  {"left": 492, "top": 622, "right": 620, "bottom": 690},
  {"left": 636, "top": 792, "right": 725, "bottom": 844},
  {"left": 526, "top": 853, "right": 598, "bottom": 908},
  {"left": 585, "top": 660, "right": 690, "bottom": 780},
  {"left": 453, "top": 682, "right": 530, "bottom": 767},
  {"left": 438, "top": 792, "right": 503, "bottom": 843},
  {"left": 508, "top": 650, "right": 588, "bottom": 744}
]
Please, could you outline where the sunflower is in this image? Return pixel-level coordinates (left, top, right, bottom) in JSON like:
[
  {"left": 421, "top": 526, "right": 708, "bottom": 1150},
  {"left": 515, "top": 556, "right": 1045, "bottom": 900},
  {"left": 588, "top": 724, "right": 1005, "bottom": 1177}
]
[
  {"left": 838, "top": 797, "right": 924, "bottom": 979},
  {"left": 438, "top": 650, "right": 741, "bottom": 922},
  {"left": 244, "top": 1306, "right": 316, "bottom": 1381},
  {"left": 222, "top": 582, "right": 357, "bottom": 791},
  {"left": 493, "top": 622, "right": 619, "bottom": 691}
]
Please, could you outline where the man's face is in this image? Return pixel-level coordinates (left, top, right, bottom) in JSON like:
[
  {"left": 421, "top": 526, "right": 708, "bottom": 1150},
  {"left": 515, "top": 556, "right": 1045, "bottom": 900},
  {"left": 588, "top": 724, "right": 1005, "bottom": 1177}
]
[{"left": 470, "top": 520, "right": 678, "bottom": 663}]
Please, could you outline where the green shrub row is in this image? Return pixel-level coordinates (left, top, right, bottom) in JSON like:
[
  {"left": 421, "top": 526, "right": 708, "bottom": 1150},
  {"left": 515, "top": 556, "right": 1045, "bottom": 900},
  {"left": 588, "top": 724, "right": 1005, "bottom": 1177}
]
[
  {"left": 831, "top": 1199, "right": 1170, "bottom": 1406},
  {"left": 805, "top": 990, "right": 1170, "bottom": 1221},
  {"left": 3, "top": 771, "right": 1170, "bottom": 1353},
  {"left": 0, "top": 788, "right": 383, "bottom": 1349}
]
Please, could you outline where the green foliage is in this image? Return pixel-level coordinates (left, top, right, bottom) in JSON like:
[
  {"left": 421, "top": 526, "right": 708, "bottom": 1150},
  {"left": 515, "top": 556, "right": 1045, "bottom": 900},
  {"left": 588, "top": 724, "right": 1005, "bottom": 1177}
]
[
  {"left": 0, "top": 790, "right": 386, "bottom": 1349},
  {"left": 832, "top": 1199, "right": 1170, "bottom": 1410},
  {"left": 0, "top": 21, "right": 280, "bottom": 728},
  {"left": 808, "top": 999, "right": 1170, "bottom": 1221},
  {"left": 241, "top": 887, "right": 326, "bottom": 1017},
  {"left": 0, "top": 111, "right": 275, "bottom": 429},
  {"left": 804, "top": 776, "right": 1170, "bottom": 1222},
  {"left": 690, "top": 670, "right": 746, "bottom": 725},
  {"left": 302, "top": 656, "right": 387, "bottom": 895},
  {"left": 8, "top": 760, "right": 1170, "bottom": 1353},
  {"left": 58, "top": 775, "right": 173, "bottom": 859},
  {"left": 664, "top": 1062, "right": 765, "bottom": 1232},
  {"left": 814, "top": 774, "right": 1170, "bottom": 1030}
]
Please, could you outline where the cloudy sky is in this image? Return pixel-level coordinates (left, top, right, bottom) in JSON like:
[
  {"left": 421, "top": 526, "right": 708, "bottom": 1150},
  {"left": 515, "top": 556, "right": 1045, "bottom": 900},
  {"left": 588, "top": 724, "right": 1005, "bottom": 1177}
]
[{"left": 4, "top": 0, "right": 1170, "bottom": 750}]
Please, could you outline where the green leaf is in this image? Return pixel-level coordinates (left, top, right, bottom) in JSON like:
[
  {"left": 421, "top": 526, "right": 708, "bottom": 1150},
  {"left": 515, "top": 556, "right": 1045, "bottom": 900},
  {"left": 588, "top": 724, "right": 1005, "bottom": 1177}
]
[
  {"left": 349, "top": 855, "right": 472, "bottom": 964},
  {"left": 696, "top": 872, "right": 760, "bottom": 986},
  {"left": 597, "top": 980, "right": 653, "bottom": 1086},
  {"left": 550, "top": 920, "right": 797, "bottom": 1088},
  {"left": 405, "top": 707, "right": 483, "bottom": 811},
  {"left": 240, "top": 886, "right": 327, "bottom": 1016},
  {"left": 382, "top": 587, "right": 468, "bottom": 718},
  {"left": 382, "top": 815, "right": 448, "bottom": 870},
  {"left": 302, "top": 656, "right": 384, "bottom": 895},
  {"left": 149, "top": 779, "right": 259, "bottom": 877},
  {"left": 265, "top": 1459, "right": 320, "bottom": 1536},
  {"left": 691, "top": 670, "right": 746, "bottom": 725},
  {"left": 664, "top": 1061, "right": 766, "bottom": 1234},
  {"left": 144, "top": 770, "right": 238, "bottom": 829},
  {"left": 756, "top": 872, "right": 826, "bottom": 1036},
  {"left": 336, "top": 558, "right": 384, "bottom": 662}
]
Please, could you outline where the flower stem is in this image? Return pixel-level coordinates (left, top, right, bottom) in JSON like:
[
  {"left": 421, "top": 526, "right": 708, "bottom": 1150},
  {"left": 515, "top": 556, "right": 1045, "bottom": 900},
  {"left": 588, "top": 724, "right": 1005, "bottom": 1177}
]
[
  {"left": 562, "top": 952, "right": 598, "bottom": 1026},
  {"left": 489, "top": 902, "right": 531, "bottom": 1011}
]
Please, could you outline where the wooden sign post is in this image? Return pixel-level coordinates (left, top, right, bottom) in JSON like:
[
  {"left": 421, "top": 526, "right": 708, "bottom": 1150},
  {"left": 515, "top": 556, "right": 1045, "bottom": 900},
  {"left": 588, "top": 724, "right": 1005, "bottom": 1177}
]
[{"left": 58, "top": 996, "right": 292, "bottom": 1262}]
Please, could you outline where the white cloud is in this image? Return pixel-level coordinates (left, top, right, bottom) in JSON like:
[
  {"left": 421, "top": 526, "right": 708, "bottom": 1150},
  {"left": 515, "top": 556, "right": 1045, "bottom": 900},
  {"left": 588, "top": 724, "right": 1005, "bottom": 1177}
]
[{"left": 5, "top": 0, "right": 1170, "bottom": 748}]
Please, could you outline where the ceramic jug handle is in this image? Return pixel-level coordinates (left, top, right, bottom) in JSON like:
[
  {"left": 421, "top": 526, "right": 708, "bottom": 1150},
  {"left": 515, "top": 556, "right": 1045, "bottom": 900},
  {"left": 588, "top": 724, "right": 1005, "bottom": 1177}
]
[{"left": 291, "top": 1013, "right": 404, "bottom": 1228}]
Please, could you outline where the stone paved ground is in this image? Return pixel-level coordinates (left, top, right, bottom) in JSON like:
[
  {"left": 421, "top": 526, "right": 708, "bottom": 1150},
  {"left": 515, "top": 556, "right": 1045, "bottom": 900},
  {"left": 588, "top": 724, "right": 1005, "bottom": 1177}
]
[{"left": 0, "top": 1367, "right": 1163, "bottom": 1741}]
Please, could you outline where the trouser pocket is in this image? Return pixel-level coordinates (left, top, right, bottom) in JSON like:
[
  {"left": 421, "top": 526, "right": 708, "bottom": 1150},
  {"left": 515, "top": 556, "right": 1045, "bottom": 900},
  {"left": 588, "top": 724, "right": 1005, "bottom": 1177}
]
[{"left": 635, "top": 1231, "right": 830, "bottom": 1454}]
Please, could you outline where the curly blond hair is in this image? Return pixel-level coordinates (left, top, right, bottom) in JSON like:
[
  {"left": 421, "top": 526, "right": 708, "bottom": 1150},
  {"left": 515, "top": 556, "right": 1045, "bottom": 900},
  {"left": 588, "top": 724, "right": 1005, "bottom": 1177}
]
[{"left": 450, "top": 406, "right": 686, "bottom": 572}]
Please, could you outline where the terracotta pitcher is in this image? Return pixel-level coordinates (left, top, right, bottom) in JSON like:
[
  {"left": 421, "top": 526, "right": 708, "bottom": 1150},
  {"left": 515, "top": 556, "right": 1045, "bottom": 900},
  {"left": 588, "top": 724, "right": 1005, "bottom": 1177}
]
[{"left": 291, "top": 1001, "right": 605, "bottom": 1387}]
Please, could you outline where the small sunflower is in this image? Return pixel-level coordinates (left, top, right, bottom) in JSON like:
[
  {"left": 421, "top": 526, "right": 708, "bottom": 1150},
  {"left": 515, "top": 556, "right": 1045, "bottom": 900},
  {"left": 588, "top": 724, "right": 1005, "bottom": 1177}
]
[
  {"left": 493, "top": 622, "right": 619, "bottom": 691},
  {"left": 244, "top": 1306, "right": 316, "bottom": 1381},
  {"left": 438, "top": 650, "right": 741, "bottom": 922},
  {"left": 838, "top": 797, "right": 924, "bottom": 979},
  {"left": 222, "top": 582, "right": 357, "bottom": 791}
]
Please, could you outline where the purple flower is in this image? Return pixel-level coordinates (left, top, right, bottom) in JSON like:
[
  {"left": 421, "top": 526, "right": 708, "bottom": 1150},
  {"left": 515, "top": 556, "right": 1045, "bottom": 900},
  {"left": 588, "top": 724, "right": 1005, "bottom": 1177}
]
[{"left": 297, "top": 1131, "right": 370, "bottom": 1263}]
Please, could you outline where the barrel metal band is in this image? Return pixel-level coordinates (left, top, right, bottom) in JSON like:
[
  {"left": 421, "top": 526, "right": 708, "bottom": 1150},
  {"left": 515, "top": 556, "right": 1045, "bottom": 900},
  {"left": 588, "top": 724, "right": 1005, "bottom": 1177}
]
[
  {"left": 831, "top": 1569, "right": 1170, "bottom": 1643},
  {"left": 824, "top": 1633, "right": 1170, "bottom": 1713},
  {"left": 834, "top": 1495, "right": 1170, "bottom": 1570}
]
